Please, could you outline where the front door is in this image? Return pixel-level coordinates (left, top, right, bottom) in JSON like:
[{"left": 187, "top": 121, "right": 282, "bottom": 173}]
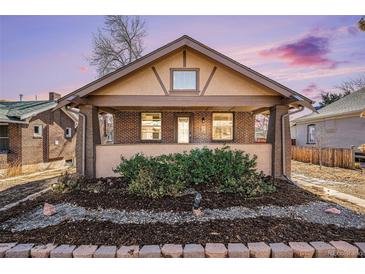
[{"left": 177, "top": 117, "right": 190, "bottom": 143}]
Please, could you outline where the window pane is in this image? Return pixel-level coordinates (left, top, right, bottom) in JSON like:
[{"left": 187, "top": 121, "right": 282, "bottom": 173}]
[
  {"left": 212, "top": 113, "right": 233, "bottom": 140},
  {"left": 173, "top": 71, "right": 197, "bottom": 90},
  {"left": 308, "top": 125, "right": 316, "bottom": 143},
  {"left": 0, "top": 125, "right": 8, "bottom": 138},
  {"left": 141, "top": 113, "right": 161, "bottom": 140},
  {"left": 0, "top": 138, "right": 8, "bottom": 151}
]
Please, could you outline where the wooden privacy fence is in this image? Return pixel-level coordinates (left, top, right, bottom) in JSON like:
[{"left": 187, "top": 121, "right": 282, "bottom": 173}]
[{"left": 292, "top": 146, "right": 355, "bottom": 169}]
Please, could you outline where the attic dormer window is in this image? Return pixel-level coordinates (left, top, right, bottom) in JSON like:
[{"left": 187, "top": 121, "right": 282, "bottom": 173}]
[{"left": 171, "top": 69, "right": 199, "bottom": 91}]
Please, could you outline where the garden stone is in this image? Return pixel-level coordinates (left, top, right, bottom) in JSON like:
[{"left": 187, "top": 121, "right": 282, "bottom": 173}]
[
  {"left": 205, "top": 243, "right": 227, "bottom": 258},
  {"left": 309, "top": 241, "right": 336, "bottom": 258},
  {"left": 161, "top": 244, "right": 183, "bottom": 258},
  {"left": 247, "top": 242, "right": 271, "bottom": 258},
  {"left": 289, "top": 242, "right": 314, "bottom": 258},
  {"left": 330, "top": 241, "right": 358, "bottom": 258},
  {"left": 139, "top": 245, "right": 161, "bottom": 258},
  {"left": 183, "top": 244, "right": 205, "bottom": 258},
  {"left": 117, "top": 245, "right": 139, "bottom": 258},
  {"left": 31, "top": 244, "right": 57, "bottom": 258},
  {"left": 269, "top": 243, "right": 293, "bottom": 258},
  {"left": 5, "top": 243, "right": 34, "bottom": 258},
  {"left": 227, "top": 243, "right": 249, "bottom": 258},
  {"left": 50, "top": 244, "right": 76, "bottom": 258},
  {"left": 0, "top": 243, "right": 17, "bottom": 257},
  {"left": 73, "top": 245, "right": 98, "bottom": 258},
  {"left": 43, "top": 203, "right": 56, "bottom": 216},
  {"left": 354, "top": 243, "right": 365, "bottom": 258},
  {"left": 94, "top": 245, "right": 117, "bottom": 258},
  {"left": 325, "top": 208, "right": 341, "bottom": 215}
]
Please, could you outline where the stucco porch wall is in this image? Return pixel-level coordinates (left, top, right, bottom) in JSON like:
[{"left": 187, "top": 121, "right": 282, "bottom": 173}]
[{"left": 95, "top": 143, "right": 272, "bottom": 178}]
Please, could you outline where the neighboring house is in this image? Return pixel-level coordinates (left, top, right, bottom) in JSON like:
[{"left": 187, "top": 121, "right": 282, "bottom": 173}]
[
  {"left": 57, "top": 35, "right": 312, "bottom": 179},
  {"left": 291, "top": 88, "right": 365, "bottom": 151},
  {"left": 0, "top": 92, "right": 77, "bottom": 175}
]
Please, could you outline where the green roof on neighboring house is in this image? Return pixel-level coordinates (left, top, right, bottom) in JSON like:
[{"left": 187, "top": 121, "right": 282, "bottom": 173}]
[
  {"left": 0, "top": 100, "right": 57, "bottom": 123},
  {"left": 293, "top": 88, "right": 365, "bottom": 124}
]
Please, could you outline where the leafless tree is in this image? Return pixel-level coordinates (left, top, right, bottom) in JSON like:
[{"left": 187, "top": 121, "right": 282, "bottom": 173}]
[
  {"left": 336, "top": 73, "right": 365, "bottom": 93},
  {"left": 90, "top": 16, "right": 147, "bottom": 76}
]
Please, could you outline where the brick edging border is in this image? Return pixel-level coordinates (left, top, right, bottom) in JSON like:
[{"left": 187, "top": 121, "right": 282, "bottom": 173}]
[{"left": 1, "top": 241, "right": 364, "bottom": 258}]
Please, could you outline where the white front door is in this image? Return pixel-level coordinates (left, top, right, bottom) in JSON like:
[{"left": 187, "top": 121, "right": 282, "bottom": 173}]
[{"left": 177, "top": 117, "right": 190, "bottom": 143}]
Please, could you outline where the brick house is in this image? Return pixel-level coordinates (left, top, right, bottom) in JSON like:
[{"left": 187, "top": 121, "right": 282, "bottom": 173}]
[
  {"left": 0, "top": 92, "right": 77, "bottom": 175},
  {"left": 57, "top": 35, "right": 313, "bottom": 179}
]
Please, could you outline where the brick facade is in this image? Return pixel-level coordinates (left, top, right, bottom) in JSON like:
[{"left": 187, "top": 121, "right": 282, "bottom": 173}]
[
  {"left": 2, "top": 109, "right": 77, "bottom": 169},
  {"left": 113, "top": 111, "right": 255, "bottom": 144}
]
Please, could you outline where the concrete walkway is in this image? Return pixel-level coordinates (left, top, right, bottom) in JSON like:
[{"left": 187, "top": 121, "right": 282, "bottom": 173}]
[{"left": 292, "top": 173, "right": 365, "bottom": 211}]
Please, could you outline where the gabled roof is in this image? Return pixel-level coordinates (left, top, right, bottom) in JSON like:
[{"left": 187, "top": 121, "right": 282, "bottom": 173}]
[
  {"left": 59, "top": 35, "right": 313, "bottom": 104},
  {"left": 0, "top": 100, "right": 57, "bottom": 123},
  {"left": 293, "top": 88, "right": 365, "bottom": 124}
]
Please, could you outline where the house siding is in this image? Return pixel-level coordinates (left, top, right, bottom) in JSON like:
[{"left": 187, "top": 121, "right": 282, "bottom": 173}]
[
  {"left": 292, "top": 116, "right": 365, "bottom": 150},
  {"left": 113, "top": 111, "right": 255, "bottom": 144}
]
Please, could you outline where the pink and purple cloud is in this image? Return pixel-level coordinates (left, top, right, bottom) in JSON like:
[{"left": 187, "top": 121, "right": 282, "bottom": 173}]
[{"left": 259, "top": 35, "right": 340, "bottom": 69}]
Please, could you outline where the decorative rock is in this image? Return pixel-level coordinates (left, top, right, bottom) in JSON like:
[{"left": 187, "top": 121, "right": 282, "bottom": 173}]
[
  {"left": 354, "top": 242, "right": 365, "bottom": 258},
  {"left": 139, "top": 245, "right": 161, "bottom": 258},
  {"left": 161, "top": 244, "right": 183, "bottom": 258},
  {"left": 309, "top": 241, "right": 336, "bottom": 258},
  {"left": 324, "top": 208, "right": 341, "bottom": 215},
  {"left": 205, "top": 243, "right": 228, "bottom": 258},
  {"left": 329, "top": 241, "right": 358, "bottom": 258},
  {"left": 227, "top": 243, "right": 249, "bottom": 258},
  {"left": 5, "top": 243, "right": 34, "bottom": 258},
  {"left": 247, "top": 242, "right": 271, "bottom": 258},
  {"left": 183, "top": 244, "right": 205, "bottom": 258},
  {"left": 269, "top": 243, "right": 293, "bottom": 258},
  {"left": 117, "top": 245, "right": 139, "bottom": 258},
  {"left": 289, "top": 242, "right": 315, "bottom": 258},
  {"left": 31, "top": 244, "right": 57, "bottom": 258},
  {"left": 43, "top": 203, "right": 56, "bottom": 216},
  {"left": 50, "top": 244, "right": 76, "bottom": 258},
  {"left": 73, "top": 245, "right": 98, "bottom": 258},
  {"left": 192, "top": 208, "right": 204, "bottom": 217},
  {"left": 0, "top": 243, "right": 17, "bottom": 257},
  {"left": 94, "top": 245, "right": 117, "bottom": 258}
]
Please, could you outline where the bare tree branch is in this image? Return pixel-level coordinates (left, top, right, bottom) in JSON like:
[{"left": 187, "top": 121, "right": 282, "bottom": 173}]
[
  {"left": 335, "top": 73, "right": 365, "bottom": 93},
  {"left": 90, "top": 16, "right": 147, "bottom": 76}
]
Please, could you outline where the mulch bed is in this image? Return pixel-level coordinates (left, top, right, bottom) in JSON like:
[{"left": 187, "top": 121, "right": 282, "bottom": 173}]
[
  {"left": 0, "top": 179, "right": 319, "bottom": 224},
  {"left": 0, "top": 217, "right": 364, "bottom": 245}
]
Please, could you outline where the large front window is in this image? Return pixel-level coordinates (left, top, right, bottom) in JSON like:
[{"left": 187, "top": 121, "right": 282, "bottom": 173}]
[
  {"left": 141, "top": 113, "right": 161, "bottom": 140},
  {"left": 0, "top": 125, "right": 9, "bottom": 152},
  {"left": 172, "top": 69, "right": 198, "bottom": 91},
  {"left": 212, "top": 113, "right": 233, "bottom": 141}
]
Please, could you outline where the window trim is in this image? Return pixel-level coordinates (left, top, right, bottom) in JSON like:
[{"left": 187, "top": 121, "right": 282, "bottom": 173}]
[
  {"left": 0, "top": 125, "right": 9, "bottom": 152},
  {"left": 33, "top": 124, "right": 43, "bottom": 138},
  {"left": 65, "top": 127, "right": 72, "bottom": 138},
  {"left": 170, "top": 68, "right": 200, "bottom": 92},
  {"left": 211, "top": 112, "right": 234, "bottom": 141},
  {"left": 307, "top": 124, "right": 316, "bottom": 144},
  {"left": 140, "top": 112, "right": 162, "bottom": 141}
]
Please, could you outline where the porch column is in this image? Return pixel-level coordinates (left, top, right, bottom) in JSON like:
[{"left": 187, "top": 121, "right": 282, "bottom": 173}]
[
  {"left": 76, "top": 104, "right": 101, "bottom": 178},
  {"left": 267, "top": 104, "right": 291, "bottom": 178}
]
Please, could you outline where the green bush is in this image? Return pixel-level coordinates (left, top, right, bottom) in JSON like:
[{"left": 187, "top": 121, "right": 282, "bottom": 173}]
[
  {"left": 114, "top": 146, "right": 275, "bottom": 198},
  {"left": 51, "top": 172, "right": 88, "bottom": 193}
]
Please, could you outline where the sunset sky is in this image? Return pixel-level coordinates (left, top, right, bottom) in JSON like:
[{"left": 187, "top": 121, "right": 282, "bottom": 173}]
[{"left": 1, "top": 15, "right": 364, "bottom": 102}]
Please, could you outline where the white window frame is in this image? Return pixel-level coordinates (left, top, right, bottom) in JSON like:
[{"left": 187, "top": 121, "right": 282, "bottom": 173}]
[
  {"left": 307, "top": 124, "right": 316, "bottom": 144},
  {"left": 33, "top": 125, "right": 43, "bottom": 138},
  {"left": 171, "top": 69, "right": 199, "bottom": 91},
  {"left": 65, "top": 127, "right": 72, "bottom": 138}
]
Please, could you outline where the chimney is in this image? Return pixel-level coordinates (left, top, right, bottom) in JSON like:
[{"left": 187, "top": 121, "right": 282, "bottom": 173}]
[
  {"left": 49, "top": 92, "right": 61, "bottom": 101},
  {"left": 19, "top": 94, "right": 23, "bottom": 101}
]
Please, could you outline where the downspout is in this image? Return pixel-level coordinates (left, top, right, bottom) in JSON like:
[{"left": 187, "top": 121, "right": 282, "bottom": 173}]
[
  {"left": 67, "top": 107, "right": 86, "bottom": 176},
  {"left": 281, "top": 106, "right": 304, "bottom": 181}
]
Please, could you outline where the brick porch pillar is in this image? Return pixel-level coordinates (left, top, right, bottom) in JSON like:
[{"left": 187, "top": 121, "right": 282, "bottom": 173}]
[
  {"left": 76, "top": 105, "right": 101, "bottom": 178},
  {"left": 267, "top": 104, "right": 291, "bottom": 178}
]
